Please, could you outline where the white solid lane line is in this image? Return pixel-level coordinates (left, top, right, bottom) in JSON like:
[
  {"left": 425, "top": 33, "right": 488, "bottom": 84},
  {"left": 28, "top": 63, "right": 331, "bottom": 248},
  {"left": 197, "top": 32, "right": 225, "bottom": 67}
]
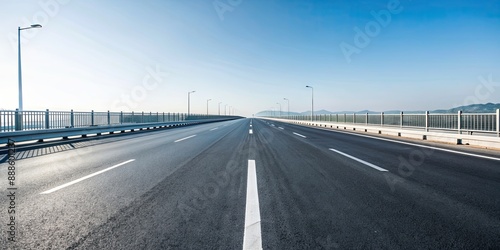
[
  {"left": 249, "top": 129, "right": 253, "bottom": 134},
  {"left": 210, "top": 127, "right": 218, "bottom": 131},
  {"left": 40, "top": 159, "right": 136, "bottom": 194},
  {"left": 293, "top": 132, "right": 307, "bottom": 138},
  {"left": 313, "top": 126, "right": 500, "bottom": 162},
  {"left": 329, "top": 148, "right": 388, "bottom": 172},
  {"left": 174, "top": 135, "right": 197, "bottom": 142},
  {"left": 243, "top": 160, "right": 262, "bottom": 250}
]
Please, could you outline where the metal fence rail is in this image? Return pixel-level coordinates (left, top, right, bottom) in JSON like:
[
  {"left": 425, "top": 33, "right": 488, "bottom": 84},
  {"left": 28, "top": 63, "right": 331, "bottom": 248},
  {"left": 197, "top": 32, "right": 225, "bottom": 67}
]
[
  {"left": 0, "top": 109, "right": 234, "bottom": 132},
  {"left": 266, "top": 109, "right": 500, "bottom": 136}
]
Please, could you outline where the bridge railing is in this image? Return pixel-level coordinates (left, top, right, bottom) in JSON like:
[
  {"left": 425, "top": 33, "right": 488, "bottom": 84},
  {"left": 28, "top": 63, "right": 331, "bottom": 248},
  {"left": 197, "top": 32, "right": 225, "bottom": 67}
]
[
  {"left": 0, "top": 109, "right": 234, "bottom": 132},
  {"left": 265, "top": 109, "right": 500, "bottom": 136}
]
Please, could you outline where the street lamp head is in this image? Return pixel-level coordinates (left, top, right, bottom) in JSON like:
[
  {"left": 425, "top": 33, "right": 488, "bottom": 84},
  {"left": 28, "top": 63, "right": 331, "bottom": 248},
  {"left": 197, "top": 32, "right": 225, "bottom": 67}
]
[
  {"left": 19, "top": 24, "right": 43, "bottom": 31},
  {"left": 306, "top": 85, "right": 312, "bottom": 88}
]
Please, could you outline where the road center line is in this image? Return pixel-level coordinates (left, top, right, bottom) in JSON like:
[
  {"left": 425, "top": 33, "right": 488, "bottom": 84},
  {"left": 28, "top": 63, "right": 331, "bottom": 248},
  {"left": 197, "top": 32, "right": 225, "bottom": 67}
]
[
  {"left": 249, "top": 129, "right": 253, "bottom": 134},
  {"left": 329, "top": 148, "right": 388, "bottom": 172},
  {"left": 278, "top": 127, "right": 284, "bottom": 130},
  {"left": 243, "top": 159, "right": 262, "bottom": 250},
  {"left": 40, "top": 159, "right": 136, "bottom": 194},
  {"left": 293, "top": 132, "right": 307, "bottom": 138},
  {"left": 174, "top": 135, "right": 197, "bottom": 142},
  {"left": 210, "top": 127, "right": 218, "bottom": 131}
]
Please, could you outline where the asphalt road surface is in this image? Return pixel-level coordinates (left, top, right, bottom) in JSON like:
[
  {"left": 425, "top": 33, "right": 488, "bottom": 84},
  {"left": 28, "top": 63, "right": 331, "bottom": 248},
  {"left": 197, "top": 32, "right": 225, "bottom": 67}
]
[{"left": 0, "top": 118, "right": 499, "bottom": 249}]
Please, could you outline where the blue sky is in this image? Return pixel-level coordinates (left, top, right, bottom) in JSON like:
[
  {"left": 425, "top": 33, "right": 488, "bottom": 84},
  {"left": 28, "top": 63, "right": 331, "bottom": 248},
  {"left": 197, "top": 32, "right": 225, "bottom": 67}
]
[{"left": 1, "top": 0, "right": 499, "bottom": 116}]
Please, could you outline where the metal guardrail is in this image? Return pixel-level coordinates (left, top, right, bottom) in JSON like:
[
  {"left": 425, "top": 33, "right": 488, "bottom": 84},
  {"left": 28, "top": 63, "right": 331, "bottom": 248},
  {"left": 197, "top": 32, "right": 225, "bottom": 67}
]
[
  {"left": 0, "top": 118, "right": 239, "bottom": 144},
  {"left": 262, "top": 109, "right": 500, "bottom": 136},
  {"left": 0, "top": 109, "right": 232, "bottom": 132}
]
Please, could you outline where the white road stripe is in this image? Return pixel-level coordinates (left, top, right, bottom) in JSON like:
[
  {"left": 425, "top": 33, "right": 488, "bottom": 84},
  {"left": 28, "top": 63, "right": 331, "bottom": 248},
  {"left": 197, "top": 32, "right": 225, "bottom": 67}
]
[
  {"left": 174, "top": 135, "right": 196, "bottom": 142},
  {"left": 293, "top": 132, "right": 307, "bottom": 138},
  {"left": 329, "top": 148, "right": 388, "bottom": 172},
  {"left": 243, "top": 160, "right": 262, "bottom": 250},
  {"left": 250, "top": 124, "right": 252, "bottom": 127},
  {"left": 278, "top": 127, "right": 284, "bottom": 130},
  {"left": 0, "top": 155, "right": 6, "bottom": 162},
  {"left": 210, "top": 127, "right": 218, "bottom": 131},
  {"left": 249, "top": 129, "right": 253, "bottom": 134},
  {"left": 313, "top": 127, "right": 500, "bottom": 162},
  {"left": 40, "top": 159, "right": 135, "bottom": 194}
]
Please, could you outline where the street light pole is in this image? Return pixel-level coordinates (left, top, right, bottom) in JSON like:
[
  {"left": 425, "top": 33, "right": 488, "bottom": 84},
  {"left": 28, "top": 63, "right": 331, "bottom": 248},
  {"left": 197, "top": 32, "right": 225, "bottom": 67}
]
[
  {"left": 206, "top": 99, "right": 211, "bottom": 115},
  {"left": 306, "top": 85, "right": 314, "bottom": 121},
  {"left": 276, "top": 102, "right": 281, "bottom": 117},
  {"left": 283, "top": 98, "right": 289, "bottom": 118},
  {"left": 187, "top": 90, "right": 195, "bottom": 116},
  {"left": 218, "top": 102, "right": 222, "bottom": 116},
  {"left": 18, "top": 24, "right": 42, "bottom": 111}
]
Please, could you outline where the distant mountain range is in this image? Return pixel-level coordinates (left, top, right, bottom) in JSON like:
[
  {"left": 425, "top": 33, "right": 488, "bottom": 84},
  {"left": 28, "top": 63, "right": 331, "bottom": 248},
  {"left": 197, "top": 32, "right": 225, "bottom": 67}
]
[{"left": 255, "top": 103, "right": 500, "bottom": 116}]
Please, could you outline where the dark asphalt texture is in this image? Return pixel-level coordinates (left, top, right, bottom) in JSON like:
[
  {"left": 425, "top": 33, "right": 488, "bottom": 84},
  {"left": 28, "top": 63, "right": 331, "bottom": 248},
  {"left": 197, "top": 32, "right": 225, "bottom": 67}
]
[{"left": 0, "top": 118, "right": 498, "bottom": 249}]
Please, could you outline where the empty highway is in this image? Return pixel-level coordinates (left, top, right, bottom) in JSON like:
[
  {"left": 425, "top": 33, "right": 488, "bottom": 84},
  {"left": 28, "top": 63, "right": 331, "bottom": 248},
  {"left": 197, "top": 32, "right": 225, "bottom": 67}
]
[{"left": 1, "top": 118, "right": 499, "bottom": 249}]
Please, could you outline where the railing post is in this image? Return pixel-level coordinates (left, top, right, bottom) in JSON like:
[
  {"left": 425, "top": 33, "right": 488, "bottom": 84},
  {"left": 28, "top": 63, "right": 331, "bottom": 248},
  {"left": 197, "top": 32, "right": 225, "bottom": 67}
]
[
  {"left": 120, "top": 111, "right": 123, "bottom": 124},
  {"left": 366, "top": 113, "right": 368, "bottom": 125},
  {"left": 15, "top": 109, "right": 22, "bottom": 131},
  {"left": 107, "top": 110, "right": 111, "bottom": 125},
  {"left": 353, "top": 113, "right": 356, "bottom": 123},
  {"left": 45, "top": 109, "right": 50, "bottom": 129},
  {"left": 142, "top": 111, "right": 144, "bottom": 123},
  {"left": 132, "top": 111, "right": 135, "bottom": 123},
  {"left": 381, "top": 112, "right": 384, "bottom": 127},
  {"left": 400, "top": 111, "right": 403, "bottom": 128},
  {"left": 344, "top": 113, "right": 346, "bottom": 123},
  {"left": 162, "top": 112, "right": 165, "bottom": 122},
  {"left": 91, "top": 110, "right": 95, "bottom": 126},
  {"left": 496, "top": 109, "right": 500, "bottom": 137},
  {"left": 71, "top": 109, "right": 74, "bottom": 127},
  {"left": 458, "top": 110, "right": 462, "bottom": 134},
  {"left": 425, "top": 111, "right": 429, "bottom": 132}
]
